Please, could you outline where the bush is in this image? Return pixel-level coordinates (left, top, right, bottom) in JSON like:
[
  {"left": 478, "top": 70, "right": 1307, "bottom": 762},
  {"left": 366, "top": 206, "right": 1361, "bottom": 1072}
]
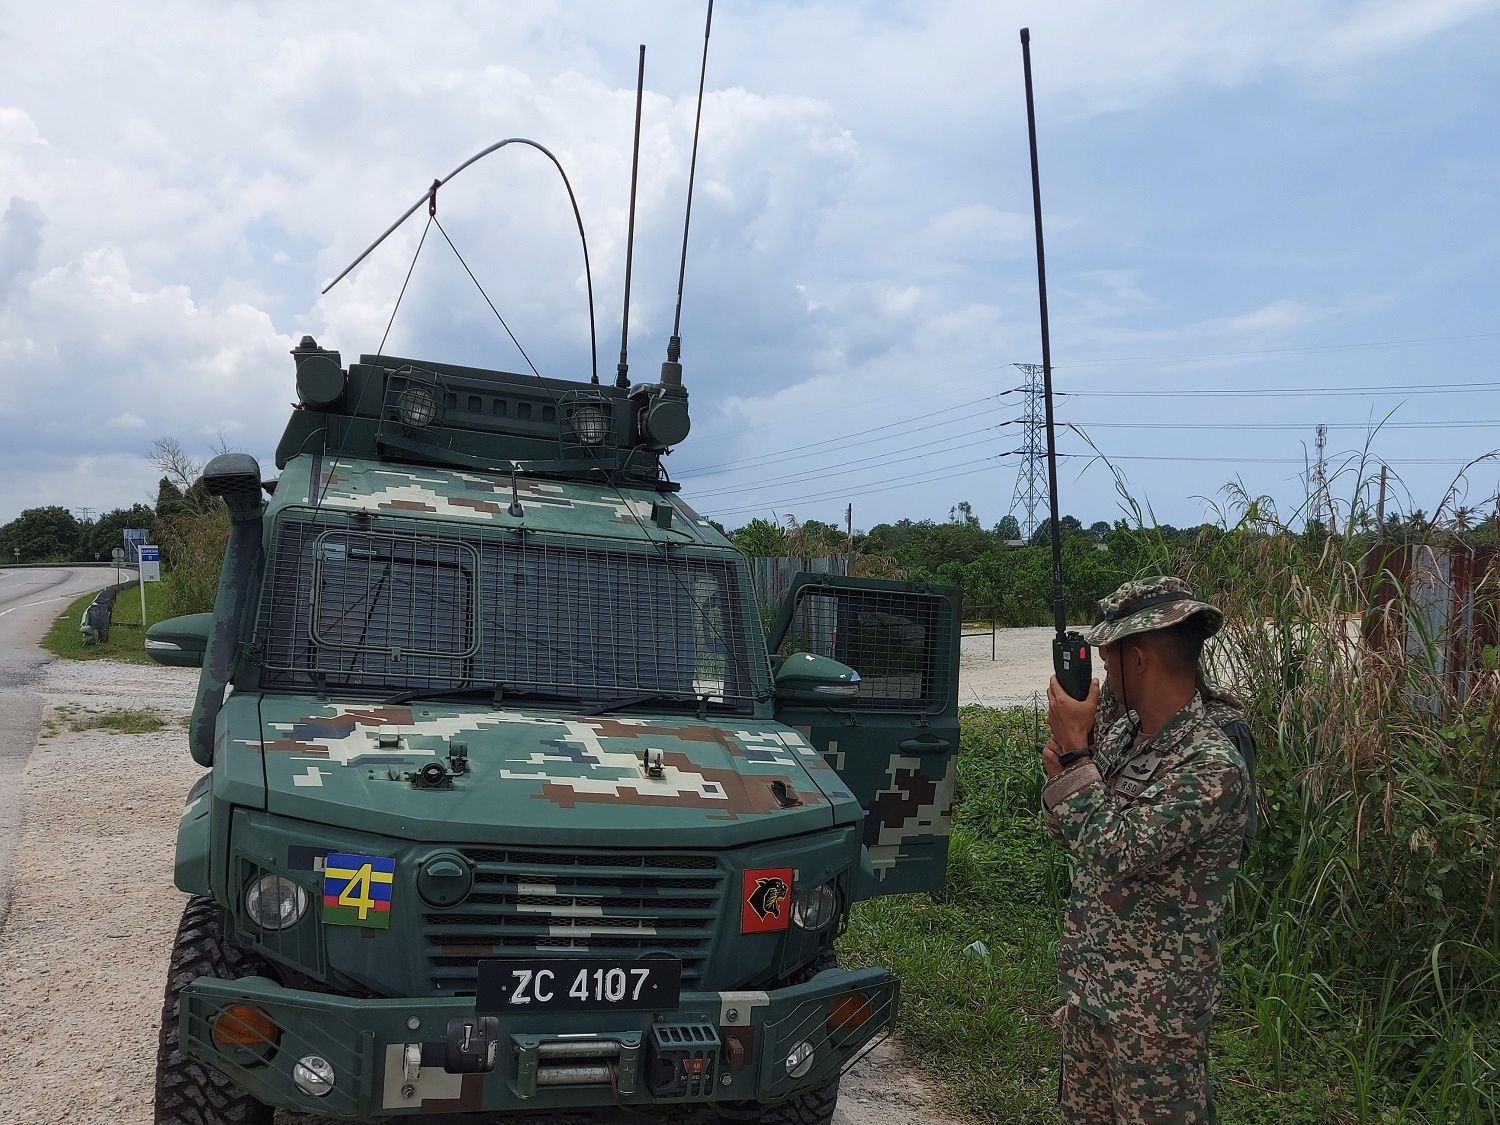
[{"left": 157, "top": 505, "right": 229, "bottom": 616}]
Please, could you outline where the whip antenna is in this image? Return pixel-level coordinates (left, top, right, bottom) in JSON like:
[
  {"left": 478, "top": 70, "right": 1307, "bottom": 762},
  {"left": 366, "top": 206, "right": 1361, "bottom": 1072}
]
[
  {"left": 616, "top": 44, "right": 647, "bottom": 388},
  {"left": 661, "top": 0, "right": 714, "bottom": 387},
  {"left": 1021, "top": 26, "right": 1093, "bottom": 702}
]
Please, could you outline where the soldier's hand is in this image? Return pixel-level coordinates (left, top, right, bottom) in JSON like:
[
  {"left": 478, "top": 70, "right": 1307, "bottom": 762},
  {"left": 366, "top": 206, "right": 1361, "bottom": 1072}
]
[
  {"left": 1047, "top": 674, "right": 1099, "bottom": 756},
  {"left": 1040, "top": 736, "right": 1064, "bottom": 778}
]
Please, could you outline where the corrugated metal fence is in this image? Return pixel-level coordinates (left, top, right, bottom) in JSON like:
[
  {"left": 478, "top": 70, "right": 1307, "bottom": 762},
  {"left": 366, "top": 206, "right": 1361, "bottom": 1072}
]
[
  {"left": 746, "top": 556, "right": 848, "bottom": 612},
  {"left": 1363, "top": 543, "right": 1499, "bottom": 706}
]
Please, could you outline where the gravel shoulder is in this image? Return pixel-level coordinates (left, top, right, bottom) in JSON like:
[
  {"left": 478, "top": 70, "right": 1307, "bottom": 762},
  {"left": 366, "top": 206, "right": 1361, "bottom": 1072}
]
[{"left": 0, "top": 658, "right": 971, "bottom": 1125}]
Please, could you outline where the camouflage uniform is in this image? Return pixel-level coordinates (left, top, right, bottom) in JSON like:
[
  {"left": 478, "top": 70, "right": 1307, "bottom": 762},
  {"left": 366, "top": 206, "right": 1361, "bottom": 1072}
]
[{"left": 1042, "top": 577, "right": 1250, "bottom": 1124}]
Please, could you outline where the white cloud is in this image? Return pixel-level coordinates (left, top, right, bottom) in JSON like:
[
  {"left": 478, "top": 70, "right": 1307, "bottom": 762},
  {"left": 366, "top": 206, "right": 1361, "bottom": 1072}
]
[
  {"left": 0, "top": 108, "right": 46, "bottom": 146},
  {"left": 0, "top": 0, "right": 1495, "bottom": 525}
]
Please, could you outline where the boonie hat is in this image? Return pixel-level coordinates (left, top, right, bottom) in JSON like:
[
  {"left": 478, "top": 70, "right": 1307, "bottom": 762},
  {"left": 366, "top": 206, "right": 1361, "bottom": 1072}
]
[{"left": 1085, "top": 575, "right": 1223, "bottom": 647}]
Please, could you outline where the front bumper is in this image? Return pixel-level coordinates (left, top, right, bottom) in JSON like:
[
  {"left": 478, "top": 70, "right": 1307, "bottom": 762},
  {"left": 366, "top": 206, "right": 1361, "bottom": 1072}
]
[{"left": 180, "top": 966, "right": 897, "bottom": 1119}]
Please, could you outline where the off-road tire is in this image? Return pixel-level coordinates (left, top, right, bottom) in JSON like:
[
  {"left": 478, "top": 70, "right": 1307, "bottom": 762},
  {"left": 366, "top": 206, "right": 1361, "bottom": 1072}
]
[
  {"left": 716, "top": 1082, "right": 840, "bottom": 1125},
  {"left": 155, "top": 896, "right": 275, "bottom": 1125},
  {"left": 716, "top": 950, "right": 841, "bottom": 1125}
]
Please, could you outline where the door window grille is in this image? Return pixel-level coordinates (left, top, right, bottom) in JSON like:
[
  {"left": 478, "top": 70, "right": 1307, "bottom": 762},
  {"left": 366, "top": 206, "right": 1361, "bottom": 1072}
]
[{"left": 785, "top": 588, "right": 946, "bottom": 711}]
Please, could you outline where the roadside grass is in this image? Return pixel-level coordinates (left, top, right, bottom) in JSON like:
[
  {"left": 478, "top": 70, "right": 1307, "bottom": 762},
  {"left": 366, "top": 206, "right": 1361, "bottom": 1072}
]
[
  {"left": 841, "top": 707, "right": 1363, "bottom": 1123},
  {"left": 42, "top": 582, "right": 174, "bottom": 665},
  {"left": 41, "top": 702, "right": 168, "bottom": 736}
]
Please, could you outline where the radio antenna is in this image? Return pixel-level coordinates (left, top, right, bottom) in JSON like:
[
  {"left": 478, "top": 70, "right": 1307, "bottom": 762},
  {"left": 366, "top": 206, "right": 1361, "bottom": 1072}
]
[
  {"left": 1021, "top": 26, "right": 1094, "bottom": 702},
  {"left": 1021, "top": 27, "right": 1065, "bottom": 635},
  {"left": 616, "top": 44, "right": 647, "bottom": 389},
  {"left": 661, "top": 0, "right": 714, "bottom": 387}
]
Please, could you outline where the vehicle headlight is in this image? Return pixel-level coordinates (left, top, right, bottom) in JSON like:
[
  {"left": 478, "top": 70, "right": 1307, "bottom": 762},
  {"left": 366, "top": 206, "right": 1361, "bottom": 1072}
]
[
  {"left": 785, "top": 1040, "right": 815, "bottom": 1078},
  {"left": 791, "top": 882, "right": 839, "bottom": 931},
  {"left": 293, "top": 1055, "right": 336, "bottom": 1097},
  {"left": 244, "top": 874, "right": 308, "bottom": 930},
  {"left": 397, "top": 386, "right": 438, "bottom": 428}
]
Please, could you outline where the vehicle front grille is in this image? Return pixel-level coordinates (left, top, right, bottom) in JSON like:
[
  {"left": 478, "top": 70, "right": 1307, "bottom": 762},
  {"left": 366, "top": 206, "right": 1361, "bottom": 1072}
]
[{"left": 422, "top": 850, "right": 725, "bottom": 995}]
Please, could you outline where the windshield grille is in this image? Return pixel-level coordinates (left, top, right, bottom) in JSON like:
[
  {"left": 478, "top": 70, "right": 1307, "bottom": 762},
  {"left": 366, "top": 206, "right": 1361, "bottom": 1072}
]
[{"left": 260, "top": 515, "right": 758, "bottom": 709}]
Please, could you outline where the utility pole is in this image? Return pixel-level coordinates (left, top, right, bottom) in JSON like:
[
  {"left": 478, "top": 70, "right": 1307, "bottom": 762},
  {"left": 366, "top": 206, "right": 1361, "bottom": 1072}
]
[
  {"left": 1310, "top": 423, "right": 1332, "bottom": 532},
  {"left": 845, "top": 503, "right": 854, "bottom": 576},
  {"left": 1376, "top": 464, "right": 1388, "bottom": 536},
  {"left": 1009, "top": 361, "right": 1046, "bottom": 542}
]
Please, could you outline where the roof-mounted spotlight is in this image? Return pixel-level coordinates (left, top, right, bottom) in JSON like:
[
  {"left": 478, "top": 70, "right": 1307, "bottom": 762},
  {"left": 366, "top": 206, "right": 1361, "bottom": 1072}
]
[
  {"left": 571, "top": 404, "right": 609, "bottom": 446},
  {"left": 397, "top": 386, "right": 439, "bottom": 429}
]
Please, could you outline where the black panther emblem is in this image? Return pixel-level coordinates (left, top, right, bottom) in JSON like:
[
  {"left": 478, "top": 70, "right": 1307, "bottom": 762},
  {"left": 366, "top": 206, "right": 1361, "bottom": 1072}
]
[{"left": 748, "top": 875, "right": 789, "bottom": 921}]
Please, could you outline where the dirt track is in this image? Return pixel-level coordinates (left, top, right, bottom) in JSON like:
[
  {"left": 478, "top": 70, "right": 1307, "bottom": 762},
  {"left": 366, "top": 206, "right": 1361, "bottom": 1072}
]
[
  {"left": 958, "top": 626, "right": 1055, "bottom": 709},
  {"left": 0, "top": 657, "right": 968, "bottom": 1125}
]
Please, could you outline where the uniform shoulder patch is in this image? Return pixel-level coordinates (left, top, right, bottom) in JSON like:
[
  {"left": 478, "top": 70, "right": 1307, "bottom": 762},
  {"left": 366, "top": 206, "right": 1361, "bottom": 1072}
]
[{"left": 323, "top": 853, "right": 396, "bottom": 929}]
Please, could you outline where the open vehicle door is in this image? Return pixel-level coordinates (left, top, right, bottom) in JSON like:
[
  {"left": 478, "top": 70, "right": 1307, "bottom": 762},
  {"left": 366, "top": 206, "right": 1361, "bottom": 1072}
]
[{"left": 767, "top": 574, "right": 961, "bottom": 897}]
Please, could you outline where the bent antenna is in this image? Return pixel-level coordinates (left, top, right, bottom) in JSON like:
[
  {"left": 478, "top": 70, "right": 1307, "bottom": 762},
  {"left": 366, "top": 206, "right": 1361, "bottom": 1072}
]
[
  {"left": 616, "top": 44, "right": 647, "bottom": 388},
  {"left": 661, "top": 0, "right": 714, "bottom": 388}
]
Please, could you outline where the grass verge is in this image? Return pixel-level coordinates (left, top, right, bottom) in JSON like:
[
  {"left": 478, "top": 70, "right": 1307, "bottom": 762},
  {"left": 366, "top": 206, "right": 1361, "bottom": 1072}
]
[{"left": 42, "top": 582, "right": 175, "bottom": 665}]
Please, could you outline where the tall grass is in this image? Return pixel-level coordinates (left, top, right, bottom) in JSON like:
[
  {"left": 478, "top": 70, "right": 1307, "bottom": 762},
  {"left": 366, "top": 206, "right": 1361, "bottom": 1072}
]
[{"left": 1159, "top": 461, "right": 1500, "bottom": 1122}]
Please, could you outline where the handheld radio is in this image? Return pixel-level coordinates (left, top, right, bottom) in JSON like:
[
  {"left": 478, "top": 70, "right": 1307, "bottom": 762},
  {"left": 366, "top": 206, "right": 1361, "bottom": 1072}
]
[{"left": 1020, "top": 28, "right": 1093, "bottom": 704}]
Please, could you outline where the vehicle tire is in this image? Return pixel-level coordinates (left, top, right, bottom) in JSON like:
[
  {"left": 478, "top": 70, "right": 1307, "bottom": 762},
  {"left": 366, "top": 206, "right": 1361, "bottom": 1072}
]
[
  {"left": 716, "top": 1081, "right": 840, "bottom": 1125},
  {"left": 155, "top": 896, "right": 275, "bottom": 1125},
  {"left": 716, "top": 950, "right": 840, "bottom": 1125}
]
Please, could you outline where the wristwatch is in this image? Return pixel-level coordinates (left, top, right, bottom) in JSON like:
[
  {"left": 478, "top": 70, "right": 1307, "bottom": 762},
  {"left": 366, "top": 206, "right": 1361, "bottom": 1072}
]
[{"left": 1056, "top": 748, "right": 1094, "bottom": 768}]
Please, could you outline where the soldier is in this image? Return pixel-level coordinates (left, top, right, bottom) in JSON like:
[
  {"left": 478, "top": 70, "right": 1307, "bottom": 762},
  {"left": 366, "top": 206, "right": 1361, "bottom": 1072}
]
[{"left": 1040, "top": 576, "right": 1251, "bottom": 1124}]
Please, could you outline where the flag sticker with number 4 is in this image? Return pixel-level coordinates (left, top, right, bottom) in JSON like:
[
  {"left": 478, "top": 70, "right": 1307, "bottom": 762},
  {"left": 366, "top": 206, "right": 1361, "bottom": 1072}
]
[{"left": 322, "top": 853, "right": 395, "bottom": 929}]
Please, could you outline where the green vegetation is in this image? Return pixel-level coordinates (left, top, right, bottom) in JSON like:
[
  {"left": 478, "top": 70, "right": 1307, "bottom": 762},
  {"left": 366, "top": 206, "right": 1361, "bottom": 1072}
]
[
  {"left": 841, "top": 469, "right": 1499, "bottom": 1124},
  {"left": 0, "top": 502, "right": 157, "bottom": 564},
  {"left": 43, "top": 583, "right": 175, "bottom": 664},
  {"left": 731, "top": 505, "right": 1226, "bottom": 625},
  {"left": 842, "top": 708, "right": 1355, "bottom": 1123},
  {"left": 3, "top": 436, "right": 229, "bottom": 619}
]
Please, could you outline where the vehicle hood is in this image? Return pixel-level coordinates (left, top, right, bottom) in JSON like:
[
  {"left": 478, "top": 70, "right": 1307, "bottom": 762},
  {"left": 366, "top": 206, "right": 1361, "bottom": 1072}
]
[{"left": 257, "top": 697, "right": 858, "bottom": 847}]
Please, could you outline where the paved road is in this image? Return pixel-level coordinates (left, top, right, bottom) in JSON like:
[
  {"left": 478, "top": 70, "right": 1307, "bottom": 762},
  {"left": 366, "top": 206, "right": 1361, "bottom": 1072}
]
[{"left": 0, "top": 566, "right": 121, "bottom": 928}]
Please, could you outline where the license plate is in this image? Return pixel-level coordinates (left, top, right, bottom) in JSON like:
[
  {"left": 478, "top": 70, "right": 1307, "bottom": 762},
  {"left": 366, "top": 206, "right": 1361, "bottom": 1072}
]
[{"left": 475, "top": 957, "right": 683, "bottom": 1014}]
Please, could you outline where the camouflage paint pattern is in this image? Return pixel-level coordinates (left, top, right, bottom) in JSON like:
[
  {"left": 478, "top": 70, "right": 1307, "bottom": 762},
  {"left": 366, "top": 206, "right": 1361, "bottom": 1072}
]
[
  {"left": 1084, "top": 575, "right": 1223, "bottom": 649},
  {"left": 258, "top": 696, "right": 861, "bottom": 848},
  {"left": 272, "top": 455, "right": 730, "bottom": 548},
  {"left": 1042, "top": 693, "right": 1249, "bottom": 1037},
  {"left": 1058, "top": 1002, "right": 1216, "bottom": 1124},
  {"left": 861, "top": 753, "right": 957, "bottom": 880}
]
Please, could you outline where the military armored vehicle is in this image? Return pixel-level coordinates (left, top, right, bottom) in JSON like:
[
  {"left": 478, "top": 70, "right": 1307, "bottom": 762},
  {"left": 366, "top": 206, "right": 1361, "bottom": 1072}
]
[{"left": 145, "top": 105, "right": 960, "bottom": 1125}]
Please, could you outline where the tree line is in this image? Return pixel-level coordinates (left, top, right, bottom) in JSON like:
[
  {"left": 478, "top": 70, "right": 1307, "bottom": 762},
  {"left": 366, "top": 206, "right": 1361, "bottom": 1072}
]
[
  {"left": 0, "top": 439, "right": 231, "bottom": 616},
  {"left": 723, "top": 500, "right": 1457, "bottom": 626}
]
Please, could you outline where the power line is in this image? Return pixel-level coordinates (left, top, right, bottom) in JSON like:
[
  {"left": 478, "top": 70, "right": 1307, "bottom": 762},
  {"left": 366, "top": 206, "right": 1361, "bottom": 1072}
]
[
  {"left": 1061, "top": 380, "right": 1500, "bottom": 399},
  {"left": 1070, "top": 418, "right": 1500, "bottom": 430},
  {"left": 675, "top": 393, "right": 1004, "bottom": 477},
  {"left": 1057, "top": 453, "right": 1489, "bottom": 466},
  {"left": 688, "top": 426, "right": 1009, "bottom": 499},
  {"left": 702, "top": 458, "right": 1002, "bottom": 518},
  {"left": 1052, "top": 331, "right": 1500, "bottom": 371}
]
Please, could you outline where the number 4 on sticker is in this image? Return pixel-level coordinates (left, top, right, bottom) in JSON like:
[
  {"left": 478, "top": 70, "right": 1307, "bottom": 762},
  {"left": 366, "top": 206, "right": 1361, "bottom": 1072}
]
[{"left": 322, "top": 853, "right": 396, "bottom": 929}]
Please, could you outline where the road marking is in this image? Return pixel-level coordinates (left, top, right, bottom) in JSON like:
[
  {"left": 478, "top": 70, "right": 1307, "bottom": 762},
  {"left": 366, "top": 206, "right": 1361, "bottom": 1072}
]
[{"left": 0, "top": 593, "right": 92, "bottom": 619}]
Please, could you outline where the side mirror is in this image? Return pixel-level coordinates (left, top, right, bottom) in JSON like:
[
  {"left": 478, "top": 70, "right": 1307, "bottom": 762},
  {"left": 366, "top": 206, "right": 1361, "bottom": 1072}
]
[
  {"left": 774, "top": 652, "right": 860, "bottom": 705},
  {"left": 145, "top": 613, "right": 213, "bottom": 668}
]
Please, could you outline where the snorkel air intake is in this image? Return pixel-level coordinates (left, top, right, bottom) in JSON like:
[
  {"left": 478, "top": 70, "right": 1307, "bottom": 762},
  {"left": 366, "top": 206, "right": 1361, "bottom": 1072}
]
[{"left": 188, "top": 453, "right": 263, "bottom": 766}]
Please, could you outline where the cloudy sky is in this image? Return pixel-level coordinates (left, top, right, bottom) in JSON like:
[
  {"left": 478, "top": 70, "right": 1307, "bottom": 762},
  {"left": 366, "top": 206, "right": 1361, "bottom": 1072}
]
[{"left": 2, "top": 0, "right": 1498, "bottom": 533}]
